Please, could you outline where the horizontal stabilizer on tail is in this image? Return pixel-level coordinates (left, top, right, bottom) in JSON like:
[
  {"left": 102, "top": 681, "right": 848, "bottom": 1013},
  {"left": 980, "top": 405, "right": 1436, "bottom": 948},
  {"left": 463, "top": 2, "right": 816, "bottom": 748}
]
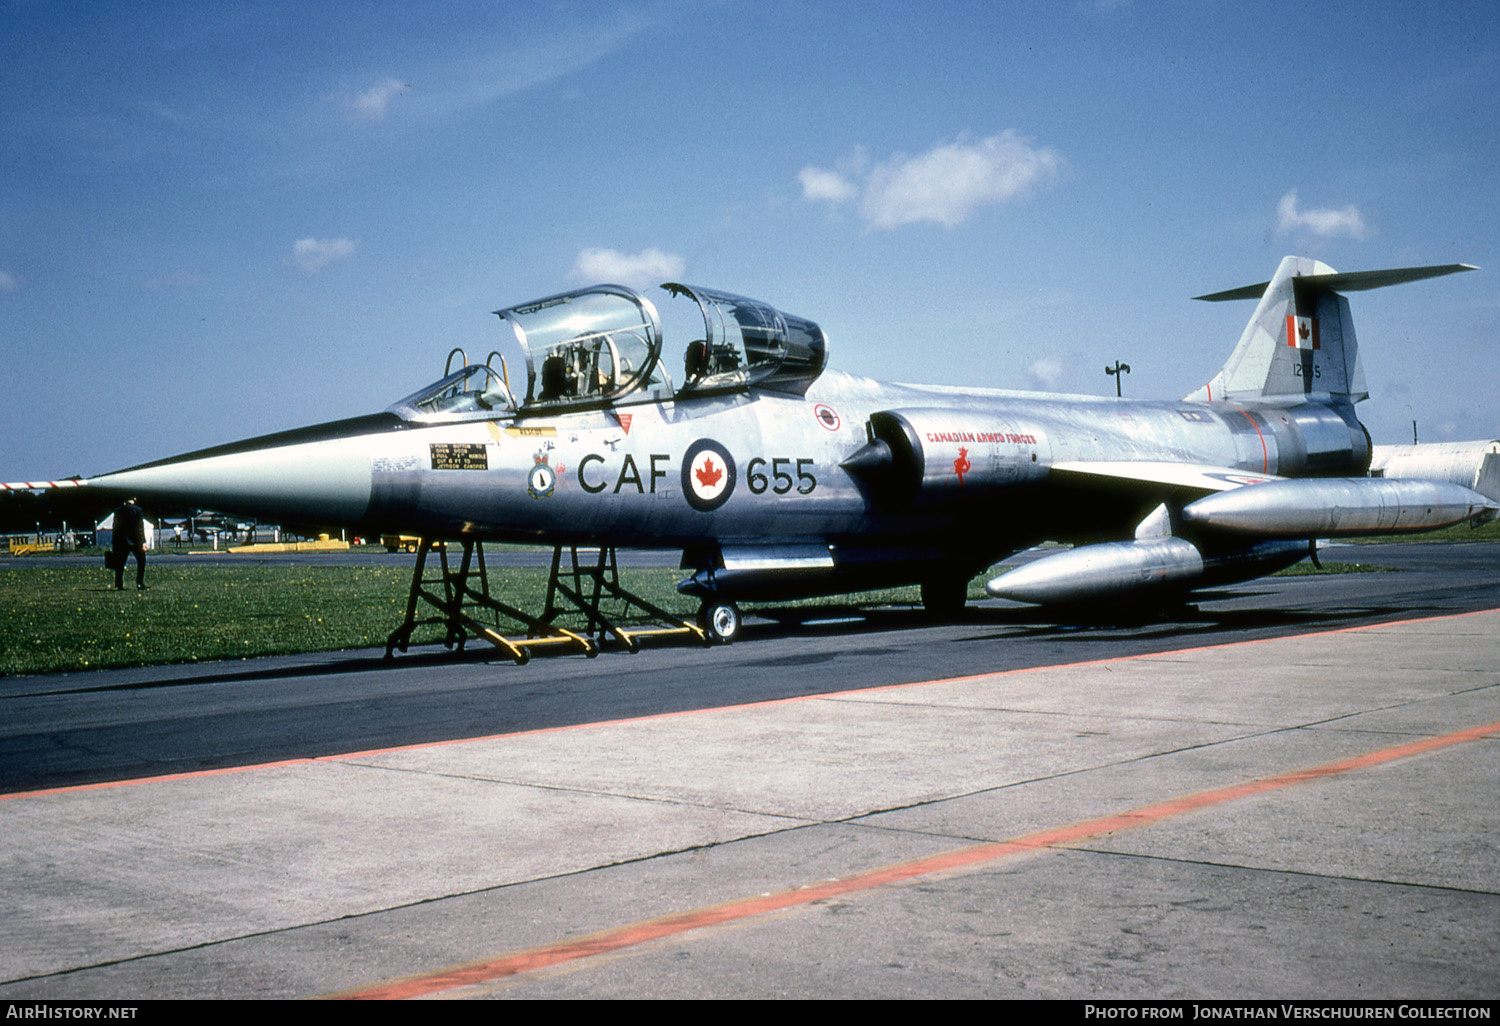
[
  {"left": 1185, "top": 258, "right": 1477, "bottom": 406},
  {"left": 1193, "top": 263, "right": 1477, "bottom": 303}
]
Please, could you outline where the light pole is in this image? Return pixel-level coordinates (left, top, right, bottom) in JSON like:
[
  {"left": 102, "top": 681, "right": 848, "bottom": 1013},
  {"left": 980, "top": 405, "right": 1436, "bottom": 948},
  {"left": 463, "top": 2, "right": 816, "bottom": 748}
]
[{"left": 1105, "top": 361, "right": 1131, "bottom": 397}]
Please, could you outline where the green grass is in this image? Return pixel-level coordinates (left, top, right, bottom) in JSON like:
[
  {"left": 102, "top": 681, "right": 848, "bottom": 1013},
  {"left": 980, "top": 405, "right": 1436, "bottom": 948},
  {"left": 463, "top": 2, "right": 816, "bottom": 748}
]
[
  {"left": 0, "top": 547, "right": 1406, "bottom": 677},
  {"left": 0, "top": 558, "right": 957, "bottom": 677},
  {"left": 1273, "top": 560, "right": 1393, "bottom": 576},
  {"left": 1346, "top": 518, "right": 1500, "bottom": 544},
  {"left": 0, "top": 563, "right": 710, "bottom": 677},
  {"left": 0, "top": 565, "right": 418, "bottom": 676}
]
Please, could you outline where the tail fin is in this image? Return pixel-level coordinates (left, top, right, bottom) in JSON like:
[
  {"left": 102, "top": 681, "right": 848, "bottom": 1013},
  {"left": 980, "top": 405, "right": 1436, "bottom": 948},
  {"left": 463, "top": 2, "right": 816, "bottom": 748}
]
[{"left": 1185, "top": 256, "right": 1476, "bottom": 404}]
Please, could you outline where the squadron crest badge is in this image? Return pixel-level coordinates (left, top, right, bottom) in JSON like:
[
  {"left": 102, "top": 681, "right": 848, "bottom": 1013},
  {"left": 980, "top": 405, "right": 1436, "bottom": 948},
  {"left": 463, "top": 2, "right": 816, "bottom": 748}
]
[{"left": 528, "top": 452, "right": 556, "bottom": 499}]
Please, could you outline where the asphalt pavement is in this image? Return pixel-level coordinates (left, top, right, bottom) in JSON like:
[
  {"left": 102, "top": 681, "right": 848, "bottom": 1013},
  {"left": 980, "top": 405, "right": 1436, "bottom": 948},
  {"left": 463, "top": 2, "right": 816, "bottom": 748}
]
[{"left": 0, "top": 542, "right": 1496, "bottom": 1000}]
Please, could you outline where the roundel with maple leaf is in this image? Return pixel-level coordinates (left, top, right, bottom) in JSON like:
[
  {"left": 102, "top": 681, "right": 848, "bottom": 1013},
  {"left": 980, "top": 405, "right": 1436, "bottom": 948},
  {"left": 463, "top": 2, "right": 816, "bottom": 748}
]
[{"left": 682, "top": 439, "right": 737, "bottom": 512}]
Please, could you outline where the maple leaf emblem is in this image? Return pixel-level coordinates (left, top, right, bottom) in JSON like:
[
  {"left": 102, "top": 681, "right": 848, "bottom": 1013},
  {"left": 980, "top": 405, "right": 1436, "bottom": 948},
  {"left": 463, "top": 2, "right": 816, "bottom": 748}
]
[{"left": 695, "top": 457, "right": 723, "bottom": 488}]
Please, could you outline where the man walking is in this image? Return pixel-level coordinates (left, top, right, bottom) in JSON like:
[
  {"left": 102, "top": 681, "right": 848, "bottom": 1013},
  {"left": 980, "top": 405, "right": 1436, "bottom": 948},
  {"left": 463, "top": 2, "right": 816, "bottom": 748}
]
[{"left": 111, "top": 498, "right": 148, "bottom": 591}]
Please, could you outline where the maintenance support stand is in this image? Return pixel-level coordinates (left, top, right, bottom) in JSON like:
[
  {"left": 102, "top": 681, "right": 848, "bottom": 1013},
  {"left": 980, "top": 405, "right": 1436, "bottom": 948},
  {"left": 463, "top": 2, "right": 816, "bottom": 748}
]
[{"left": 384, "top": 539, "right": 705, "bottom": 665}]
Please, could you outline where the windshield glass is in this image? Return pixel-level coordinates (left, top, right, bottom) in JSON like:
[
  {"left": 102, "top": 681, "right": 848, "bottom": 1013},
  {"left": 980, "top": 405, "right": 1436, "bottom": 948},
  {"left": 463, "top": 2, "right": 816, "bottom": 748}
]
[{"left": 391, "top": 364, "right": 517, "bottom": 421}]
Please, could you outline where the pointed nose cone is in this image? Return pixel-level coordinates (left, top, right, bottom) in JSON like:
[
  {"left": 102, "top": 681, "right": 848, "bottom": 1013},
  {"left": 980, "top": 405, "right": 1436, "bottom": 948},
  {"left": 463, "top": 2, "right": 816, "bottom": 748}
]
[{"left": 86, "top": 416, "right": 397, "bottom": 525}]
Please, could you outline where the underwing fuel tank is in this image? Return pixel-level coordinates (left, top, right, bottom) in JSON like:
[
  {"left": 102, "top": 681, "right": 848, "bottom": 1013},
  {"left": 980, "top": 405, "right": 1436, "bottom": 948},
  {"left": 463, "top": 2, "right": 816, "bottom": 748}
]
[
  {"left": 1181, "top": 478, "right": 1498, "bottom": 537},
  {"left": 985, "top": 537, "right": 1307, "bottom": 606},
  {"left": 986, "top": 538, "right": 1204, "bottom": 605}
]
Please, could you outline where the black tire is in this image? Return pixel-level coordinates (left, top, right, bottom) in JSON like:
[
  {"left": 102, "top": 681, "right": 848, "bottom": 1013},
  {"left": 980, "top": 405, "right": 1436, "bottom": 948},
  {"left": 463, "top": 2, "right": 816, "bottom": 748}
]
[{"left": 698, "top": 600, "right": 742, "bottom": 644}]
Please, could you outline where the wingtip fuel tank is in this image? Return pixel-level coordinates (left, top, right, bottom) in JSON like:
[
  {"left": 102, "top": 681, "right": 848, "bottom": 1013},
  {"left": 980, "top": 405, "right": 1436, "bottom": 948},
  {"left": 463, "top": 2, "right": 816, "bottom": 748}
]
[{"left": 1181, "top": 478, "right": 1498, "bottom": 538}]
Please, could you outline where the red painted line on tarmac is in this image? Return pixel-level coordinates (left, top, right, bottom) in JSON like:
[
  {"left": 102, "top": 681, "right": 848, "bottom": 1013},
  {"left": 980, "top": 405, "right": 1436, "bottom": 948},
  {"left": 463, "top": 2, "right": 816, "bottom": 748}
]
[
  {"left": 5, "top": 605, "right": 1498, "bottom": 802},
  {"left": 335, "top": 717, "right": 1500, "bottom": 999},
  {"left": 1, "top": 758, "right": 322, "bottom": 800}
]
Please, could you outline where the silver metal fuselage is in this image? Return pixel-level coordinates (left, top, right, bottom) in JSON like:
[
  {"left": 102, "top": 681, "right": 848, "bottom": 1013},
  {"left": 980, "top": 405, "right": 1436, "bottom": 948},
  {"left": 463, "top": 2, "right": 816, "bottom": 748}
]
[
  {"left": 65, "top": 261, "right": 1496, "bottom": 609},
  {"left": 90, "top": 368, "right": 1367, "bottom": 598}
]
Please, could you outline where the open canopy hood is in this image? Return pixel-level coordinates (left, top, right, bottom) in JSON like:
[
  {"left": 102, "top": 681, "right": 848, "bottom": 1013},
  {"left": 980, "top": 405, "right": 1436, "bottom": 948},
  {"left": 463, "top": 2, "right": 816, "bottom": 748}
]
[{"left": 392, "top": 283, "right": 830, "bottom": 424}]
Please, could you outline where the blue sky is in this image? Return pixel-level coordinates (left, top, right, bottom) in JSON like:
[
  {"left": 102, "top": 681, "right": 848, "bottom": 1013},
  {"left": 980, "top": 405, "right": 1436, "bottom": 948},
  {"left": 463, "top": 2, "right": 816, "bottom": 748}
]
[{"left": 3, "top": 0, "right": 1498, "bottom": 480}]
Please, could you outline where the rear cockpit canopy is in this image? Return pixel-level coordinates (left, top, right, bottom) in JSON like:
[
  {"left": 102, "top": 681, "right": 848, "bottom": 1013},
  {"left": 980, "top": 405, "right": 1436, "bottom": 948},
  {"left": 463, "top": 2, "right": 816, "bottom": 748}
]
[
  {"left": 390, "top": 283, "right": 828, "bottom": 423},
  {"left": 664, "top": 283, "right": 828, "bottom": 398}
]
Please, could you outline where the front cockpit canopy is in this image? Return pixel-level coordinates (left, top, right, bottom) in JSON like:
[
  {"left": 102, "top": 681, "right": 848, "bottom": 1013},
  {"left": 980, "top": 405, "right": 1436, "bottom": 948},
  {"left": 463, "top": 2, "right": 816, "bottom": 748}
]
[
  {"left": 391, "top": 283, "right": 827, "bottom": 423},
  {"left": 498, "top": 285, "right": 669, "bottom": 408}
]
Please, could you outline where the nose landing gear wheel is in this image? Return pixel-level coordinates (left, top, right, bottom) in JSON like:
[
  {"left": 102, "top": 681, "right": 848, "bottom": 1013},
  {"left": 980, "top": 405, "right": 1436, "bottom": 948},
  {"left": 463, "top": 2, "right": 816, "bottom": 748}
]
[{"left": 698, "top": 600, "right": 742, "bottom": 644}]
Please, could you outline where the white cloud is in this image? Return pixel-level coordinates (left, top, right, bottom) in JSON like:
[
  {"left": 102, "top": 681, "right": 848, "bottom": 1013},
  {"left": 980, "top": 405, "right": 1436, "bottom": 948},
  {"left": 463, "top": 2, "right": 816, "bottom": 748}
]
[
  {"left": 289, "top": 237, "right": 357, "bottom": 274},
  {"left": 800, "top": 132, "right": 1063, "bottom": 230},
  {"left": 865, "top": 133, "right": 1063, "bottom": 229},
  {"left": 1028, "top": 357, "right": 1065, "bottom": 389},
  {"left": 381, "top": 14, "right": 647, "bottom": 124},
  {"left": 0, "top": 270, "right": 19, "bottom": 294},
  {"left": 1276, "top": 190, "right": 1370, "bottom": 239},
  {"left": 798, "top": 167, "right": 858, "bottom": 204},
  {"left": 570, "top": 247, "right": 685, "bottom": 288},
  {"left": 351, "top": 78, "right": 409, "bottom": 120}
]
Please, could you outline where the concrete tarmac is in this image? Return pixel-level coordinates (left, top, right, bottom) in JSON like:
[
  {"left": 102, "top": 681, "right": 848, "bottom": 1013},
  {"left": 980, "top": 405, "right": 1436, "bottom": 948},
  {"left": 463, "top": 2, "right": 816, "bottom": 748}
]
[{"left": 1, "top": 593, "right": 1496, "bottom": 998}]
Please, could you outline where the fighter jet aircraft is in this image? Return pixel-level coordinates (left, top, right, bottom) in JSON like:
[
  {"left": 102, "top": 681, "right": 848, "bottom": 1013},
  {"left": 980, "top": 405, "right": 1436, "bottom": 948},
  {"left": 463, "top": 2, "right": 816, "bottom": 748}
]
[{"left": 26, "top": 254, "right": 1495, "bottom": 650}]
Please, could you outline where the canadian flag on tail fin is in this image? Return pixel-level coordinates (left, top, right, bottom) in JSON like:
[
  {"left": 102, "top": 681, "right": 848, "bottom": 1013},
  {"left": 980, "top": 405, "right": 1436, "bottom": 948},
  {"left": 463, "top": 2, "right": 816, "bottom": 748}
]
[{"left": 1286, "top": 314, "right": 1319, "bottom": 350}]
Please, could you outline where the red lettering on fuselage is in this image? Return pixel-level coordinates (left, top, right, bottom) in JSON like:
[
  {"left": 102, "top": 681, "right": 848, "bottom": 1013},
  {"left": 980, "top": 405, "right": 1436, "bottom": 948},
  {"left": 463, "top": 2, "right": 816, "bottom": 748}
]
[{"left": 925, "top": 430, "right": 1037, "bottom": 446}]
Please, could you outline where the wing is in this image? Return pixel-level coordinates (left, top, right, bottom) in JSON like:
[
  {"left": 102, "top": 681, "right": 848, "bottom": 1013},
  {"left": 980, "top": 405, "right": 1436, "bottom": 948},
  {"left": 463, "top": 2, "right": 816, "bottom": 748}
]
[{"left": 1049, "top": 460, "right": 1280, "bottom": 499}]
